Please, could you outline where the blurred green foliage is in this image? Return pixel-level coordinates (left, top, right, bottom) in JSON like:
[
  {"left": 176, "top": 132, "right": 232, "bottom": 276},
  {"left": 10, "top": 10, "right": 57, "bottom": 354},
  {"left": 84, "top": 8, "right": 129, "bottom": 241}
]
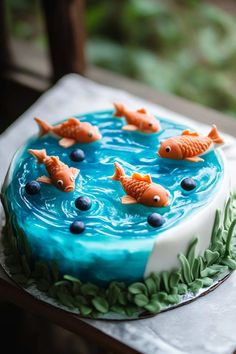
[
  {"left": 6, "top": 0, "right": 46, "bottom": 47},
  {"left": 6, "top": 0, "right": 236, "bottom": 117},
  {"left": 86, "top": 0, "right": 236, "bottom": 117}
]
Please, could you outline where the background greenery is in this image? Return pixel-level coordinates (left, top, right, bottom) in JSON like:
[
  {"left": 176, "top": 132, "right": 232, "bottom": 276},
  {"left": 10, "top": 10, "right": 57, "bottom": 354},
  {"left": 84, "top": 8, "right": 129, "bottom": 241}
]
[{"left": 6, "top": 0, "right": 236, "bottom": 118}]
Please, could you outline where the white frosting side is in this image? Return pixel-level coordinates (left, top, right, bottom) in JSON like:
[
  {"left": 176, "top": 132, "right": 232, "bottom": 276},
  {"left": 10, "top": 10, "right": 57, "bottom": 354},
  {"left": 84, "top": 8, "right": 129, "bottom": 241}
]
[{"left": 144, "top": 150, "right": 230, "bottom": 277}]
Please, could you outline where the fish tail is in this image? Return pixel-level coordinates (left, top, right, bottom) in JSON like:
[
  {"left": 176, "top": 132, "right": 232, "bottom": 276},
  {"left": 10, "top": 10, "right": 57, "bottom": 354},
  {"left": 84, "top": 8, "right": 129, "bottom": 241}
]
[
  {"left": 208, "top": 124, "right": 224, "bottom": 144},
  {"left": 28, "top": 149, "right": 47, "bottom": 164},
  {"left": 110, "top": 162, "right": 125, "bottom": 181},
  {"left": 113, "top": 102, "right": 125, "bottom": 117},
  {"left": 34, "top": 117, "right": 52, "bottom": 136}
]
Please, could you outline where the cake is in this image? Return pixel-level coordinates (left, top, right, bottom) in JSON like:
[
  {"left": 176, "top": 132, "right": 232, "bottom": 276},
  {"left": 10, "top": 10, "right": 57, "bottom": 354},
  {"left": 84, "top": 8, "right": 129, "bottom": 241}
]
[{"left": 1, "top": 104, "right": 236, "bottom": 319}]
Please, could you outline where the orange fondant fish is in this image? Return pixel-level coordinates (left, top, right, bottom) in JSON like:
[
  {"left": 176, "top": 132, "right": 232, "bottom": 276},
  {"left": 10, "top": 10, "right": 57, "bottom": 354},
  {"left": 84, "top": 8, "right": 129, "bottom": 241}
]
[
  {"left": 158, "top": 125, "right": 224, "bottom": 162},
  {"left": 113, "top": 102, "right": 161, "bottom": 134},
  {"left": 110, "top": 162, "right": 170, "bottom": 207},
  {"left": 28, "top": 149, "right": 79, "bottom": 192},
  {"left": 35, "top": 117, "right": 101, "bottom": 148}
]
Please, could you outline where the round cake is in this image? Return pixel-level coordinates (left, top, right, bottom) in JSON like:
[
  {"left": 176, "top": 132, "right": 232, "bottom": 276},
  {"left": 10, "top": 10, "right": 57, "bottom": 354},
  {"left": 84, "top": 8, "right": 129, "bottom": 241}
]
[{"left": 1, "top": 105, "right": 236, "bottom": 318}]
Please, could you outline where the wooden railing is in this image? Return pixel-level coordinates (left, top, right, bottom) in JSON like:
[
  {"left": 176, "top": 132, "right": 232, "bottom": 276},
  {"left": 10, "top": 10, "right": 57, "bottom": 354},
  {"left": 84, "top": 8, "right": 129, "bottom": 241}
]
[
  {"left": 1, "top": 0, "right": 86, "bottom": 81},
  {"left": 0, "top": 0, "right": 86, "bottom": 125},
  {"left": 41, "top": 0, "right": 86, "bottom": 82}
]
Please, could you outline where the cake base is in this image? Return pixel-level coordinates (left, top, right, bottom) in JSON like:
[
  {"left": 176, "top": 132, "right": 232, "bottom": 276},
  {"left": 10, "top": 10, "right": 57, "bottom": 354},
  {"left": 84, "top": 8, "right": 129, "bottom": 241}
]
[
  {"left": 1, "top": 195, "right": 236, "bottom": 320},
  {"left": 0, "top": 244, "right": 232, "bottom": 320}
]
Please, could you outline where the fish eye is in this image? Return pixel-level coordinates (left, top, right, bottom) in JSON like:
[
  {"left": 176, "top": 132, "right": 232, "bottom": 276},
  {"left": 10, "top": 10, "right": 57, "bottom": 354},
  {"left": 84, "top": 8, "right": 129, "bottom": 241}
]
[
  {"left": 70, "top": 175, "right": 74, "bottom": 182},
  {"left": 148, "top": 123, "right": 153, "bottom": 127},
  {"left": 57, "top": 180, "right": 64, "bottom": 187},
  {"left": 165, "top": 146, "right": 171, "bottom": 153},
  {"left": 153, "top": 195, "right": 161, "bottom": 203},
  {"left": 88, "top": 132, "right": 93, "bottom": 138}
]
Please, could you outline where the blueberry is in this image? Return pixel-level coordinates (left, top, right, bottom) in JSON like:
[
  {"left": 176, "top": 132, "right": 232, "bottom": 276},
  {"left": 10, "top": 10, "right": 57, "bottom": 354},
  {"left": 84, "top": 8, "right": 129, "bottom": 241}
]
[
  {"left": 75, "top": 196, "right": 92, "bottom": 211},
  {"left": 70, "top": 221, "right": 85, "bottom": 234},
  {"left": 147, "top": 213, "right": 164, "bottom": 228},
  {"left": 181, "top": 178, "right": 196, "bottom": 191},
  {"left": 25, "top": 181, "right": 41, "bottom": 195},
  {"left": 70, "top": 149, "right": 85, "bottom": 162}
]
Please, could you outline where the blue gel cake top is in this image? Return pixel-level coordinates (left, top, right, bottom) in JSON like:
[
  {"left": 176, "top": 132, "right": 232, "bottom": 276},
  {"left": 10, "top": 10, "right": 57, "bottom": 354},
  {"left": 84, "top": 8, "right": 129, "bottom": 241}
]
[{"left": 4, "top": 110, "right": 223, "bottom": 285}]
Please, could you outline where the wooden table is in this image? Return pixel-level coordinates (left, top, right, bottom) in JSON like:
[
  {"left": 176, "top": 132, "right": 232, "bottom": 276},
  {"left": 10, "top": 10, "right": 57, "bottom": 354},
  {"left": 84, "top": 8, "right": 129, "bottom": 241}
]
[{"left": 1, "top": 74, "right": 236, "bottom": 354}]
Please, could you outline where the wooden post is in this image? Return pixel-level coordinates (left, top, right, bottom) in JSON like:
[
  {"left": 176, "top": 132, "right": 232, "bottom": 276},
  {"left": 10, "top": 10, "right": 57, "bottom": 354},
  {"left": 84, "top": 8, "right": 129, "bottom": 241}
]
[
  {"left": 0, "top": 0, "right": 11, "bottom": 74},
  {"left": 41, "top": 0, "right": 86, "bottom": 82}
]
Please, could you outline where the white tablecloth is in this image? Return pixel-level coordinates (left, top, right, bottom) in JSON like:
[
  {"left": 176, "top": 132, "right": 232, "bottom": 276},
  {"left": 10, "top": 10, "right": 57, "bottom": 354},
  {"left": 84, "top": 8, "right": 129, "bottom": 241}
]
[{"left": 1, "top": 74, "right": 236, "bottom": 354}]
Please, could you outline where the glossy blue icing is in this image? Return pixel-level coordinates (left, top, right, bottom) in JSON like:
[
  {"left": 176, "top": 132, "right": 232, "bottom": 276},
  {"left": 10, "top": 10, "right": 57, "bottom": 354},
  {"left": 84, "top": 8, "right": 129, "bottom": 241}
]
[{"left": 4, "top": 110, "right": 223, "bottom": 285}]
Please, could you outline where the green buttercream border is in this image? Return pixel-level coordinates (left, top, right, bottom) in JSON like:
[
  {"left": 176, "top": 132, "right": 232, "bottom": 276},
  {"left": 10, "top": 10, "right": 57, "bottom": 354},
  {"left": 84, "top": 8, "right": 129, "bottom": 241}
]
[{"left": 1, "top": 194, "right": 236, "bottom": 319}]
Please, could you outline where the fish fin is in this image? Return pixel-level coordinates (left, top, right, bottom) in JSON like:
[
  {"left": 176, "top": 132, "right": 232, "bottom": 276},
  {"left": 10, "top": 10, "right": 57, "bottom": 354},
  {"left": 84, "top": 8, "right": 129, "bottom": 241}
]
[
  {"left": 59, "top": 138, "right": 77, "bottom": 148},
  {"left": 182, "top": 130, "right": 199, "bottom": 136},
  {"left": 70, "top": 167, "right": 80, "bottom": 178},
  {"left": 122, "top": 124, "right": 138, "bottom": 131},
  {"left": 185, "top": 156, "right": 204, "bottom": 162},
  {"left": 208, "top": 124, "right": 224, "bottom": 144},
  {"left": 113, "top": 102, "right": 125, "bottom": 117},
  {"left": 110, "top": 162, "right": 125, "bottom": 181},
  {"left": 68, "top": 117, "right": 80, "bottom": 125},
  {"left": 137, "top": 108, "right": 147, "bottom": 114},
  {"left": 51, "top": 156, "right": 60, "bottom": 163},
  {"left": 37, "top": 176, "right": 52, "bottom": 184},
  {"left": 132, "top": 172, "right": 152, "bottom": 183},
  {"left": 121, "top": 195, "right": 138, "bottom": 204},
  {"left": 28, "top": 149, "right": 47, "bottom": 164},
  {"left": 34, "top": 117, "right": 52, "bottom": 137}
]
